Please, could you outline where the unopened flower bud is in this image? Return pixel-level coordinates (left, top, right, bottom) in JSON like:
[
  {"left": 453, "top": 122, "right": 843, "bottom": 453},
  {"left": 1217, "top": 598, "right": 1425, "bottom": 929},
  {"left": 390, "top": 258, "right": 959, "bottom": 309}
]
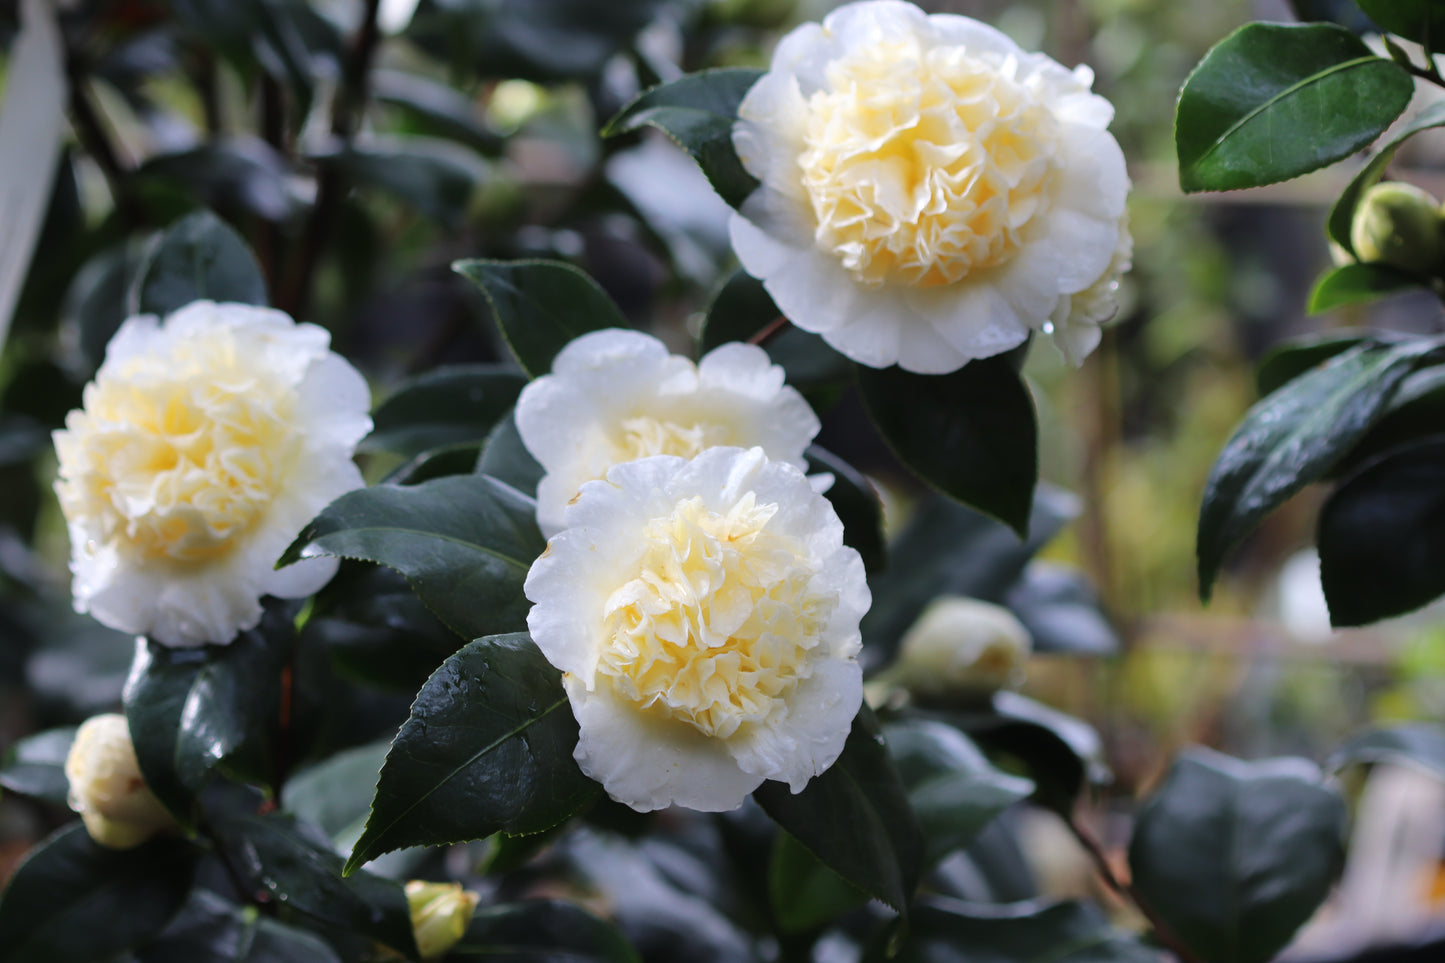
[
  {"left": 1350, "top": 181, "right": 1445, "bottom": 276},
  {"left": 886, "top": 597, "right": 1032, "bottom": 698},
  {"left": 64, "top": 714, "right": 173, "bottom": 849},
  {"left": 406, "top": 880, "right": 479, "bottom": 960}
]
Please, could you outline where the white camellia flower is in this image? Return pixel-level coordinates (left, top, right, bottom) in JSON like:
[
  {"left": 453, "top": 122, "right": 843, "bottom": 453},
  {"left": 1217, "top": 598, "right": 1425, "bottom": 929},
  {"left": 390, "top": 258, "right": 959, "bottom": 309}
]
[
  {"left": 65, "top": 713, "right": 174, "bottom": 849},
  {"left": 53, "top": 300, "right": 371, "bottom": 647},
  {"left": 883, "top": 596, "right": 1032, "bottom": 698},
  {"left": 730, "top": 0, "right": 1129, "bottom": 373},
  {"left": 525, "top": 446, "right": 868, "bottom": 812},
  {"left": 1046, "top": 210, "right": 1133, "bottom": 366},
  {"left": 515, "top": 328, "right": 820, "bottom": 535}
]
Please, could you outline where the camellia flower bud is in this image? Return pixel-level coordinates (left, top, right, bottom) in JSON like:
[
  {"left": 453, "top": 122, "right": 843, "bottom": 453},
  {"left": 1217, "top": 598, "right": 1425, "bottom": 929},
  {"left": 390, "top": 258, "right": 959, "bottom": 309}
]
[
  {"left": 64, "top": 713, "right": 174, "bottom": 849},
  {"left": 405, "top": 880, "right": 480, "bottom": 960},
  {"left": 1350, "top": 181, "right": 1445, "bottom": 276},
  {"left": 883, "top": 597, "right": 1031, "bottom": 698}
]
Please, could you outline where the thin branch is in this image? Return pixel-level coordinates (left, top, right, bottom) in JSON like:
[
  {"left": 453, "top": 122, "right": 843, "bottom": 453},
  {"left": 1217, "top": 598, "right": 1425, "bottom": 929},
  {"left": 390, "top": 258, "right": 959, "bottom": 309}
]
[
  {"left": 748, "top": 314, "right": 791, "bottom": 347},
  {"left": 1068, "top": 815, "right": 1206, "bottom": 963}
]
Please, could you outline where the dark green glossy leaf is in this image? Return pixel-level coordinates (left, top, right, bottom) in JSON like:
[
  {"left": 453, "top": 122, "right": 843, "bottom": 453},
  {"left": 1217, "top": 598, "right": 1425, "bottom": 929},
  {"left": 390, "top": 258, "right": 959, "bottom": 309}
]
[
  {"left": 1197, "top": 338, "right": 1444, "bottom": 600},
  {"left": 212, "top": 813, "right": 418, "bottom": 959},
  {"left": 1355, "top": 1, "right": 1445, "bottom": 50},
  {"left": 1255, "top": 331, "right": 1370, "bottom": 397},
  {"left": 129, "top": 209, "right": 268, "bottom": 317},
  {"left": 859, "top": 358, "right": 1037, "bottom": 535},
  {"left": 475, "top": 411, "right": 545, "bottom": 497},
  {"left": 1318, "top": 436, "right": 1445, "bottom": 625},
  {"left": 1307, "top": 262, "right": 1423, "bottom": 313},
  {"left": 956, "top": 692, "right": 1107, "bottom": 819},
  {"left": 603, "top": 69, "right": 763, "bottom": 210},
  {"left": 885, "top": 719, "right": 1034, "bottom": 868},
  {"left": 862, "top": 488, "right": 1077, "bottom": 670},
  {"left": 1003, "top": 563, "right": 1119, "bottom": 657},
  {"left": 808, "top": 446, "right": 886, "bottom": 575},
  {"left": 0, "top": 727, "right": 77, "bottom": 806},
  {"left": 1128, "top": 748, "right": 1347, "bottom": 963},
  {"left": 383, "top": 444, "right": 486, "bottom": 485},
  {"left": 1335, "top": 365, "right": 1445, "bottom": 474},
  {"left": 137, "top": 888, "right": 343, "bottom": 963},
  {"left": 372, "top": 69, "right": 503, "bottom": 156},
  {"left": 64, "top": 242, "right": 148, "bottom": 373},
  {"left": 769, "top": 832, "right": 865, "bottom": 934},
  {"left": 453, "top": 259, "right": 630, "bottom": 378},
  {"left": 320, "top": 137, "right": 487, "bottom": 226},
  {"left": 362, "top": 365, "right": 526, "bottom": 458},
  {"left": 754, "top": 707, "right": 923, "bottom": 913},
  {"left": 1329, "top": 723, "right": 1445, "bottom": 778},
  {"left": 134, "top": 139, "right": 299, "bottom": 222},
  {"left": 889, "top": 897, "right": 1162, "bottom": 963},
  {"left": 454, "top": 899, "right": 640, "bottom": 962},
  {"left": 0, "top": 824, "right": 194, "bottom": 963},
  {"left": 1176, "top": 22, "right": 1412, "bottom": 192},
  {"left": 1328, "top": 102, "right": 1445, "bottom": 254},
  {"left": 345, "top": 633, "right": 596, "bottom": 874},
  {"left": 279, "top": 474, "right": 544, "bottom": 641},
  {"left": 281, "top": 740, "right": 390, "bottom": 845}
]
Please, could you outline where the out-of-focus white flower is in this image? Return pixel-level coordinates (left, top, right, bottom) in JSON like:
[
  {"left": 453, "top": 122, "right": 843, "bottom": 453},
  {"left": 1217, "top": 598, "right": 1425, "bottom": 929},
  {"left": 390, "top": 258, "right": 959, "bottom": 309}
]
[
  {"left": 405, "top": 880, "right": 479, "bottom": 960},
  {"left": 525, "top": 446, "right": 867, "bottom": 812},
  {"left": 1045, "top": 210, "right": 1132, "bottom": 366},
  {"left": 65, "top": 713, "right": 173, "bottom": 849},
  {"left": 729, "top": 0, "right": 1129, "bottom": 373},
  {"left": 515, "top": 328, "right": 819, "bottom": 535},
  {"left": 881, "top": 596, "right": 1031, "bottom": 697},
  {"left": 53, "top": 301, "right": 371, "bottom": 647}
]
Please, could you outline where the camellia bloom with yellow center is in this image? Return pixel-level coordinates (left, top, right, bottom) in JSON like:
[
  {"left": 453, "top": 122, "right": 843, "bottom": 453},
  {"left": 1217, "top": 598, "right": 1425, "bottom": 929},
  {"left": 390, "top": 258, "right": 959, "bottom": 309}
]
[
  {"left": 525, "top": 446, "right": 868, "bottom": 812},
  {"left": 515, "top": 328, "right": 820, "bottom": 535},
  {"left": 65, "top": 713, "right": 174, "bottom": 849},
  {"left": 53, "top": 300, "right": 371, "bottom": 647},
  {"left": 729, "top": 0, "right": 1129, "bottom": 373}
]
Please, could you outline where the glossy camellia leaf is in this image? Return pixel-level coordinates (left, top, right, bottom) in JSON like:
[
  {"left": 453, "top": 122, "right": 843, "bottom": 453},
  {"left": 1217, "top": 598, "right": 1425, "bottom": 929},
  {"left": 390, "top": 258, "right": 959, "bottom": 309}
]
[
  {"left": 770, "top": 832, "right": 866, "bottom": 934},
  {"left": 894, "top": 897, "right": 1163, "bottom": 963},
  {"left": 1254, "top": 331, "right": 1369, "bottom": 397},
  {"left": 859, "top": 357, "right": 1037, "bottom": 535},
  {"left": 1354, "top": 1, "right": 1445, "bottom": 50},
  {"left": 1128, "top": 748, "right": 1347, "bottom": 963},
  {"left": 129, "top": 209, "right": 268, "bottom": 317},
  {"left": 135, "top": 140, "right": 300, "bottom": 223},
  {"left": 318, "top": 137, "right": 488, "bottom": 227},
  {"left": 360, "top": 364, "right": 526, "bottom": 458},
  {"left": 0, "top": 824, "right": 194, "bottom": 963},
  {"left": 279, "top": 474, "right": 544, "bottom": 641},
  {"left": 1329, "top": 723, "right": 1445, "bottom": 779},
  {"left": 1307, "top": 262, "right": 1423, "bottom": 314},
  {"left": 1327, "top": 101, "right": 1445, "bottom": 254},
  {"left": 371, "top": 70, "right": 504, "bottom": 157},
  {"left": 345, "top": 633, "right": 597, "bottom": 874},
  {"left": 1197, "top": 338, "right": 1444, "bottom": 600},
  {"left": 1003, "top": 563, "right": 1120, "bottom": 657},
  {"left": 455, "top": 900, "right": 640, "bottom": 962},
  {"left": 453, "top": 258, "right": 630, "bottom": 378},
  {"left": 137, "top": 888, "right": 343, "bottom": 963},
  {"left": 212, "top": 813, "right": 418, "bottom": 960},
  {"left": 753, "top": 707, "right": 923, "bottom": 914},
  {"left": 0, "top": 726, "right": 76, "bottom": 806},
  {"left": 885, "top": 719, "right": 1035, "bottom": 868},
  {"left": 1333, "top": 366, "right": 1445, "bottom": 476},
  {"left": 807, "top": 446, "right": 886, "bottom": 575},
  {"left": 604, "top": 69, "right": 764, "bottom": 210},
  {"left": 1318, "top": 437, "right": 1445, "bottom": 625},
  {"left": 475, "top": 411, "right": 545, "bottom": 497},
  {"left": 281, "top": 740, "right": 391, "bottom": 847},
  {"left": 1176, "top": 22, "right": 1412, "bottom": 192},
  {"left": 957, "top": 692, "right": 1108, "bottom": 819}
]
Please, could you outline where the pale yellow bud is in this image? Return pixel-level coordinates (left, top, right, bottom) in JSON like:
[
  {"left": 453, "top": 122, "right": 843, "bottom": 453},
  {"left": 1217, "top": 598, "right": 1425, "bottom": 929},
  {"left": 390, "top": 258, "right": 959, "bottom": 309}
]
[
  {"left": 406, "top": 880, "right": 479, "bottom": 960},
  {"left": 64, "top": 714, "right": 173, "bottom": 849},
  {"left": 1350, "top": 181, "right": 1445, "bottom": 276},
  {"left": 886, "top": 597, "right": 1032, "bottom": 698}
]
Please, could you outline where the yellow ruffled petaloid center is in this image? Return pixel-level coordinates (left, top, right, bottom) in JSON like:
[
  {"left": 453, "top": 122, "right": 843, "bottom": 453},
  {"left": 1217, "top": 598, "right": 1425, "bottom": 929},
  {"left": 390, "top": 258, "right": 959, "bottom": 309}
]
[
  {"left": 610, "top": 415, "right": 732, "bottom": 466},
  {"left": 598, "top": 493, "right": 835, "bottom": 738},
  {"left": 799, "top": 37, "right": 1060, "bottom": 288},
  {"left": 56, "top": 330, "right": 302, "bottom": 565}
]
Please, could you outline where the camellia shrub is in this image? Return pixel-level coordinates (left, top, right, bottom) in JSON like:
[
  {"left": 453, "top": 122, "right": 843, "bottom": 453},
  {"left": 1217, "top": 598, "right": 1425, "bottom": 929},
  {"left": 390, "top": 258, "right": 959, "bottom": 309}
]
[{"left": 0, "top": 1, "right": 1442, "bottom": 962}]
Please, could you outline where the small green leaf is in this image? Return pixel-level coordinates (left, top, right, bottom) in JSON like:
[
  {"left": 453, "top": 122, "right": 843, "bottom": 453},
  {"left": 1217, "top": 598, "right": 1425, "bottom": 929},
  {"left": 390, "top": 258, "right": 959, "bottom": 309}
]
[
  {"left": 1318, "top": 436, "right": 1445, "bottom": 625},
  {"left": 0, "top": 727, "right": 77, "bottom": 806},
  {"left": 1176, "top": 22, "right": 1412, "bottom": 192},
  {"left": 1354, "top": 1, "right": 1445, "bottom": 51},
  {"left": 894, "top": 898, "right": 1162, "bottom": 963},
  {"left": 211, "top": 813, "right": 419, "bottom": 959},
  {"left": 0, "top": 825, "right": 194, "bottom": 963},
  {"left": 280, "top": 474, "right": 545, "bottom": 641},
  {"left": 1328, "top": 102, "right": 1445, "bottom": 254},
  {"left": 1329, "top": 723, "right": 1445, "bottom": 778},
  {"left": 1197, "top": 338, "right": 1444, "bottom": 600},
  {"left": 1128, "top": 748, "right": 1347, "bottom": 963},
  {"left": 455, "top": 900, "right": 641, "bottom": 962},
  {"left": 603, "top": 69, "right": 764, "bottom": 210},
  {"left": 1307, "top": 262, "right": 1423, "bottom": 314},
  {"left": 859, "top": 358, "right": 1037, "bottom": 535},
  {"left": 453, "top": 259, "right": 630, "bottom": 378},
  {"left": 1255, "top": 331, "right": 1370, "bottom": 397},
  {"left": 361, "top": 365, "right": 526, "bottom": 458},
  {"left": 770, "top": 832, "right": 866, "bottom": 934},
  {"left": 808, "top": 446, "right": 886, "bottom": 575},
  {"left": 753, "top": 707, "right": 923, "bottom": 913},
  {"left": 885, "top": 719, "right": 1035, "bottom": 868},
  {"left": 129, "top": 209, "right": 268, "bottom": 317},
  {"left": 345, "top": 633, "right": 597, "bottom": 873}
]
